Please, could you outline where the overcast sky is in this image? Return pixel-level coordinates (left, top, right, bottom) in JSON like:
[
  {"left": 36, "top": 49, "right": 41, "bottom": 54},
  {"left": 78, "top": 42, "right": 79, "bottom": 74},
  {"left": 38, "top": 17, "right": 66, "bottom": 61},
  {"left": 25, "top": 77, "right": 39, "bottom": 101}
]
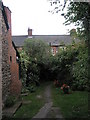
[{"left": 2, "top": 0, "right": 75, "bottom": 35}]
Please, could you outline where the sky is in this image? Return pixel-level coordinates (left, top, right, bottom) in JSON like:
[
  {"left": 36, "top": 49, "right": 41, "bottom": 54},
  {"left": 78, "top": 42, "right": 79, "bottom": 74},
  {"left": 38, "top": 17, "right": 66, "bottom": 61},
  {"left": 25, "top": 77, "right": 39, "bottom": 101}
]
[{"left": 2, "top": 0, "right": 75, "bottom": 35}]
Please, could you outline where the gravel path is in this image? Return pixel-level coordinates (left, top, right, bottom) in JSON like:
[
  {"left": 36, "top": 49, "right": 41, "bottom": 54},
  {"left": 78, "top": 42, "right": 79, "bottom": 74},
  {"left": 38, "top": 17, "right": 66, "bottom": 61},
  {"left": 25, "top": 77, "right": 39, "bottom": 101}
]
[{"left": 33, "top": 84, "right": 64, "bottom": 119}]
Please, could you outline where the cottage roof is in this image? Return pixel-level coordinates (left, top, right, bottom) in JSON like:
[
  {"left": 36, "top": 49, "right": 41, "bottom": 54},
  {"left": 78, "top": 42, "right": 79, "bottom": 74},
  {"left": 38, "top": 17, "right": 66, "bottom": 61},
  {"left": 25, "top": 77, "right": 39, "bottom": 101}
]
[
  {"left": 12, "top": 35, "right": 79, "bottom": 47},
  {"left": 12, "top": 35, "right": 27, "bottom": 47}
]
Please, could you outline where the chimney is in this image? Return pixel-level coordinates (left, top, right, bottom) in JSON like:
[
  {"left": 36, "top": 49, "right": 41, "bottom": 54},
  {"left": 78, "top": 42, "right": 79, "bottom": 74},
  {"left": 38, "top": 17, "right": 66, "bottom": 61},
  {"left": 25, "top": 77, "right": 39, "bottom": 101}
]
[
  {"left": 28, "top": 28, "right": 33, "bottom": 38},
  {"left": 4, "top": 6, "right": 12, "bottom": 35}
]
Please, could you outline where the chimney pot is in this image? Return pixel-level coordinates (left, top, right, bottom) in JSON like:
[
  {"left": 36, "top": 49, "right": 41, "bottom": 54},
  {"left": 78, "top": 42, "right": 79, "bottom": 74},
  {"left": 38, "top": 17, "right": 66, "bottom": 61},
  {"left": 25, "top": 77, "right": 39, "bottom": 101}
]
[{"left": 28, "top": 28, "right": 32, "bottom": 38}]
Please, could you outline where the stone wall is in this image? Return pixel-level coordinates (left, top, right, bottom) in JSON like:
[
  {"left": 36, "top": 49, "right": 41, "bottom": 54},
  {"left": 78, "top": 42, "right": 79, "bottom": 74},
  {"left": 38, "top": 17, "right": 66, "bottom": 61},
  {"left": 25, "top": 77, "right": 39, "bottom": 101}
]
[
  {"left": 0, "top": 1, "right": 2, "bottom": 119},
  {"left": 1, "top": 4, "right": 11, "bottom": 103},
  {"left": 0, "top": 0, "right": 11, "bottom": 117},
  {"left": 0, "top": 2, "right": 22, "bottom": 112}
]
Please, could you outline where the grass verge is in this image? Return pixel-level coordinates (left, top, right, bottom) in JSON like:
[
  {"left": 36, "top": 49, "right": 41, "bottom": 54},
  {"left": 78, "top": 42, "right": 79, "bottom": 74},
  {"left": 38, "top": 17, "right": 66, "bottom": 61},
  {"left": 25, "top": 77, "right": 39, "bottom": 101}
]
[
  {"left": 51, "top": 84, "right": 88, "bottom": 119},
  {"left": 13, "top": 82, "right": 49, "bottom": 119}
]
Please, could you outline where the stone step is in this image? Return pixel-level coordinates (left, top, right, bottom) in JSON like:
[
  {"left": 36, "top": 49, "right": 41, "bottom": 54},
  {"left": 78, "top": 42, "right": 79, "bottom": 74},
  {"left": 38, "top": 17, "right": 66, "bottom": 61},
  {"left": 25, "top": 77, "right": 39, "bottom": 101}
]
[
  {"left": 3, "top": 101, "right": 22, "bottom": 117},
  {"left": 32, "top": 102, "right": 53, "bottom": 118}
]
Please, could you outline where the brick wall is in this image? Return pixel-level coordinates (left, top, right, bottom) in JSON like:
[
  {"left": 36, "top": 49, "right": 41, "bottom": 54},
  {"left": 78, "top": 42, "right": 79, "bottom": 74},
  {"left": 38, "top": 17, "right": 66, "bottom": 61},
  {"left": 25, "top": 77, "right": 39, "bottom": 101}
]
[
  {"left": 0, "top": 2, "right": 22, "bottom": 108},
  {"left": 10, "top": 63, "right": 22, "bottom": 95},
  {"left": 4, "top": 6, "right": 22, "bottom": 97},
  {"left": 0, "top": 1, "right": 2, "bottom": 118},
  {"left": 0, "top": 1, "right": 12, "bottom": 110},
  {"left": 2, "top": 5, "right": 11, "bottom": 103}
]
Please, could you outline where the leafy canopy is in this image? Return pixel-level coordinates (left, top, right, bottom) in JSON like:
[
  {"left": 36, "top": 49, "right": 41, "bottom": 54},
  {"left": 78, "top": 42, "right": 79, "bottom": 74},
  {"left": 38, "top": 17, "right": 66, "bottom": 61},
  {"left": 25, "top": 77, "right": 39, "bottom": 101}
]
[
  {"left": 48, "top": 0, "right": 90, "bottom": 41},
  {"left": 20, "top": 38, "right": 52, "bottom": 86},
  {"left": 23, "top": 38, "right": 51, "bottom": 63}
]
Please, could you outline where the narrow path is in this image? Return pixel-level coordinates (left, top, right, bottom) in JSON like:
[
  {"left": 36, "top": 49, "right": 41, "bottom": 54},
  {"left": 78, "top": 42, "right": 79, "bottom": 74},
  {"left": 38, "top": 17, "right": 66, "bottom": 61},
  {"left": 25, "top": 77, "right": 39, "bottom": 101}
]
[
  {"left": 32, "top": 84, "right": 64, "bottom": 119},
  {"left": 44, "top": 84, "right": 52, "bottom": 103}
]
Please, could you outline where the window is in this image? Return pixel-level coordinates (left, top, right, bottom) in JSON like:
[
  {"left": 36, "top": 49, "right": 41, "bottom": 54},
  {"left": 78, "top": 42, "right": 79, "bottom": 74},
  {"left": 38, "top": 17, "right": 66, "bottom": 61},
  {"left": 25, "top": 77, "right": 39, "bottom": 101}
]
[{"left": 10, "top": 56, "right": 12, "bottom": 62}]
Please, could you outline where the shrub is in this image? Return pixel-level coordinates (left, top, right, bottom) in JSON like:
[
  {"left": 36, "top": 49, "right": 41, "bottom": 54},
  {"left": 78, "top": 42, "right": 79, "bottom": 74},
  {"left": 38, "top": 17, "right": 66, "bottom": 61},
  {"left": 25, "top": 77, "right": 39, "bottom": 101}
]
[
  {"left": 71, "top": 43, "right": 88, "bottom": 91},
  {"left": 52, "top": 41, "right": 88, "bottom": 91},
  {"left": 20, "top": 39, "right": 52, "bottom": 86},
  {"left": 61, "top": 84, "right": 70, "bottom": 94},
  {"left": 27, "top": 85, "right": 36, "bottom": 93},
  {"left": 4, "top": 96, "right": 16, "bottom": 108},
  {"left": 53, "top": 44, "right": 78, "bottom": 86}
]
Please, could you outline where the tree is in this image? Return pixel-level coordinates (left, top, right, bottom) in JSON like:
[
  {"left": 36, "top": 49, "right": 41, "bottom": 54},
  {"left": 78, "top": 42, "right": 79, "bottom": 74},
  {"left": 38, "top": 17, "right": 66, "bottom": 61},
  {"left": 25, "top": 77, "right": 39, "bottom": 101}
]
[
  {"left": 64, "top": 2, "right": 90, "bottom": 42},
  {"left": 48, "top": 1, "right": 90, "bottom": 78},
  {"left": 70, "top": 28, "right": 78, "bottom": 41},
  {"left": 21, "top": 38, "right": 52, "bottom": 86},
  {"left": 24, "top": 39, "right": 51, "bottom": 62},
  {"left": 48, "top": 1, "right": 90, "bottom": 41}
]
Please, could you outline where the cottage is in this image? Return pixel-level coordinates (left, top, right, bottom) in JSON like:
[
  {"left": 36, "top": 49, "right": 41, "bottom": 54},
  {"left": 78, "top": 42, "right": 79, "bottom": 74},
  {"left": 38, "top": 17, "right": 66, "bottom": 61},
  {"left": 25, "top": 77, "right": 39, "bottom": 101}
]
[{"left": 12, "top": 28, "right": 79, "bottom": 55}]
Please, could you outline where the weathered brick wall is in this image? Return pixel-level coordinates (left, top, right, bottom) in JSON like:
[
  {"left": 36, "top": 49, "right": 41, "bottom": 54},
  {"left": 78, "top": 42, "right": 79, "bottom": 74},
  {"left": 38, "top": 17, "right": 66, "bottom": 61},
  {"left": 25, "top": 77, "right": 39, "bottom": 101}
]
[
  {"left": 5, "top": 6, "right": 22, "bottom": 97},
  {"left": 0, "top": 1, "right": 2, "bottom": 118},
  {"left": 0, "top": 2, "right": 22, "bottom": 109},
  {"left": 10, "top": 62, "right": 22, "bottom": 95},
  {"left": 2, "top": 6, "right": 11, "bottom": 103}
]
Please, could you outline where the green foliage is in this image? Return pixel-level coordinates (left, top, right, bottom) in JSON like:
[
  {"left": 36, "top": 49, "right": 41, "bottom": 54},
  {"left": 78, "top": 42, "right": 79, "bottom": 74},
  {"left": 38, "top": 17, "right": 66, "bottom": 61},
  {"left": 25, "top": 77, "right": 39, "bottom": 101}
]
[
  {"left": 4, "top": 96, "right": 16, "bottom": 108},
  {"left": 49, "top": 1, "right": 90, "bottom": 41},
  {"left": 64, "top": 2, "right": 90, "bottom": 41},
  {"left": 51, "top": 44, "right": 78, "bottom": 86},
  {"left": 19, "top": 50, "right": 27, "bottom": 87},
  {"left": 13, "top": 82, "right": 48, "bottom": 118},
  {"left": 61, "top": 84, "right": 70, "bottom": 94},
  {"left": 20, "top": 39, "right": 52, "bottom": 87},
  {"left": 64, "top": 2, "right": 90, "bottom": 24},
  {"left": 52, "top": 84, "right": 88, "bottom": 118},
  {"left": 20, "top": 37, "right": 88, "bottom": 91},
  {"left": 50, "top": 41, "right": 88, "bottom": 91},
  {"left": 24, "top": 39, "right": 51, "bottom": 61},
  {"left": 71, "top": 43, "right": 88, "bottom": 91}
]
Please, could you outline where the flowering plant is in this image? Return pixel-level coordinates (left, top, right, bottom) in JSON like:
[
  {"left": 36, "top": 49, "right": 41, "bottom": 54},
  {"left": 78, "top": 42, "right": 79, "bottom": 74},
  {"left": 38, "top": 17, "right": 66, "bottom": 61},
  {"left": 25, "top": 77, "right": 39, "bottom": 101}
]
[
  {"left": 61, "top": 84, "right": 70, "bottom": 94},
  {"left": 54, "top": 80, "right": 60, "bottom": 87}
]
